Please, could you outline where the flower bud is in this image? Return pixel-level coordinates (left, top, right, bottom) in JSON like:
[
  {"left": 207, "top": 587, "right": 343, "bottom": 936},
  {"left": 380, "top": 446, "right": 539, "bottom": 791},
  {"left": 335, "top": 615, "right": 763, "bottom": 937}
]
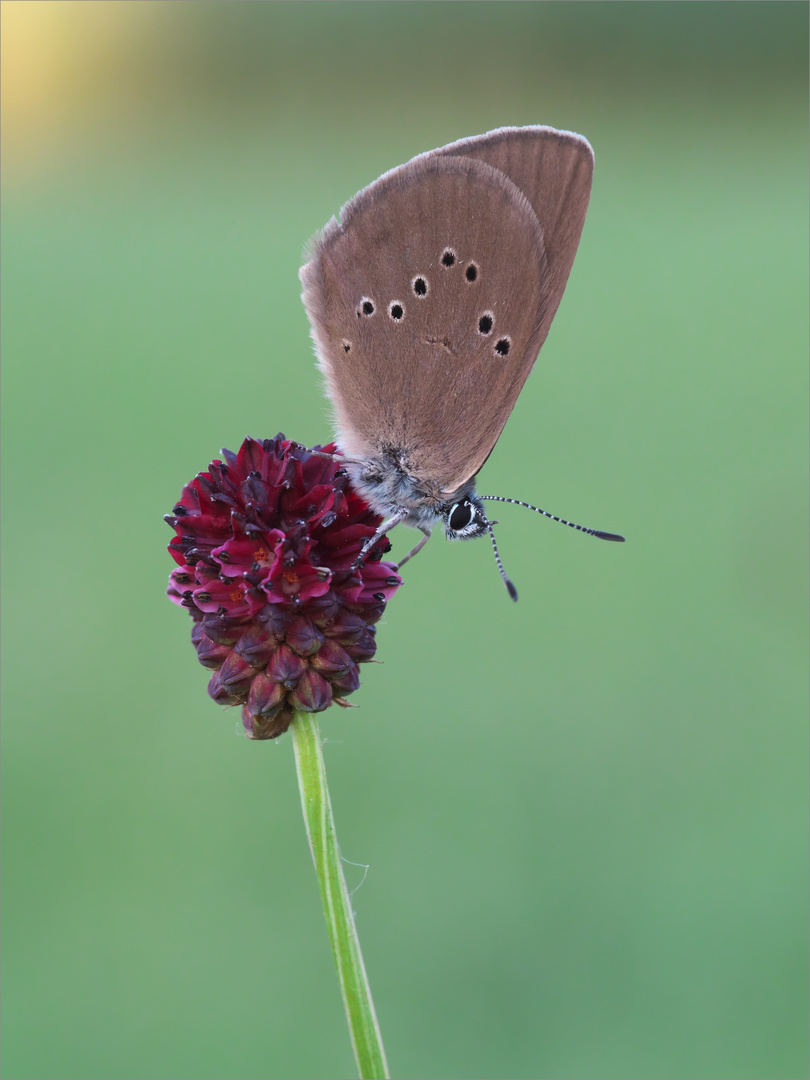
[{"left": 167, "top": 436, "right": 402, "bottom": 738}]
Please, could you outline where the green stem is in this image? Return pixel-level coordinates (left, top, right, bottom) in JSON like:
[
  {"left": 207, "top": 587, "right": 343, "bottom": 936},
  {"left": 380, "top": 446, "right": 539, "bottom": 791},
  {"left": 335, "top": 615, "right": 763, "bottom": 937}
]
[{"left": 291, "top": 711, "right": 390, "bottom": 1080}]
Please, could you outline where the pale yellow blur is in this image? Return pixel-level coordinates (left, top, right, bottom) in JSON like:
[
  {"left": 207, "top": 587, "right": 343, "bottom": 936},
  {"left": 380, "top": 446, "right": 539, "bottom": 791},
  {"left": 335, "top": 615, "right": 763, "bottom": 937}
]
[{"left": 1, "top": 0, "right": 162, "bottom": 171}]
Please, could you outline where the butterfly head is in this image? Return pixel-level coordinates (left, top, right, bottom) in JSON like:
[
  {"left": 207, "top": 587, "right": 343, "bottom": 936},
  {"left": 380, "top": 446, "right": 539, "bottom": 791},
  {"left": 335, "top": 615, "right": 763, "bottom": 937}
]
[{"left": 442, "top": 494, "right": 491, "bottom": 542}]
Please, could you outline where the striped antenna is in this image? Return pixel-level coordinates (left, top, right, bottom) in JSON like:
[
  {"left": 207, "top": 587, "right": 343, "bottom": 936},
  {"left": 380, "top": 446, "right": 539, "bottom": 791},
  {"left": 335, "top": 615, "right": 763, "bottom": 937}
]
[
  {"left": 481, "top": 515, "right": 519, "bottom": 602},
  {"left": 480, "top": 496, "right": 625, "bottom": 543}
]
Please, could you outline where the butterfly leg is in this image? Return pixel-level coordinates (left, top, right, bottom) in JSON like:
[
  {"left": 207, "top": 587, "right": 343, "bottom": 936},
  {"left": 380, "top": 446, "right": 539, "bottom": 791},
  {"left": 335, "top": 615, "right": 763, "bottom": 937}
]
[
  {"left": 395, "top": 527, "right": 432, "bottom": 570},
  {"left": 352, "top": 509, "right": 408, "bottom": 569},
  {"left": 288, "top": 442, "right": 364, "bottom": 466},
  {"left": 287, "top": 441, "right": 337, "bottom": 459}
]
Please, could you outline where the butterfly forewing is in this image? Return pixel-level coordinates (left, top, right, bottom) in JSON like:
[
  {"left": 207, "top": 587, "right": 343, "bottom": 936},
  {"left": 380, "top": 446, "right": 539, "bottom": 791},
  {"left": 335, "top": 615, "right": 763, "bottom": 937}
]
[
  {"left": 301, "top": 154, "right": 549, "bottom": 493},
  {"left": 428, "top": 126, "right": 594, "bottom": 348}
]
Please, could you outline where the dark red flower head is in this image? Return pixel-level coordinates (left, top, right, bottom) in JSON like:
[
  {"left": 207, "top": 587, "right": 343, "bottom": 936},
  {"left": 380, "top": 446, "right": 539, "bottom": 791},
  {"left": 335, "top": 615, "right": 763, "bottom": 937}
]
[{"left": 166, "top": 435, "right": 402, "bottom": 739}]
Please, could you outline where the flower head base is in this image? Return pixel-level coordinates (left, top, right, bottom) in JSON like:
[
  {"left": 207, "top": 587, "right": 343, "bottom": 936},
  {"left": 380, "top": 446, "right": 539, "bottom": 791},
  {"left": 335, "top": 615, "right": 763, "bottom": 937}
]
[{"left": 166, "top": 436, "right": 402, "bottom": 739}]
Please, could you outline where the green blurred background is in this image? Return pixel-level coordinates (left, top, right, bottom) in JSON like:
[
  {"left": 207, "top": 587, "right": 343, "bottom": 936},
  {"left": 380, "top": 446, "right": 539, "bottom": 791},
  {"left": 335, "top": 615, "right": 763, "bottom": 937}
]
[{"left": 2, "top": 3, "right": 807, "bottom": 1078}]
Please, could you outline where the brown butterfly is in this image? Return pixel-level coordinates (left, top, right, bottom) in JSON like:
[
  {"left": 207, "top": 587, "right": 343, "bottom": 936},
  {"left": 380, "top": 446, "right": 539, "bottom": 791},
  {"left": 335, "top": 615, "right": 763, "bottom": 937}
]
[{"left": 300, "top": 127, "right": 623, "bottom": 599}]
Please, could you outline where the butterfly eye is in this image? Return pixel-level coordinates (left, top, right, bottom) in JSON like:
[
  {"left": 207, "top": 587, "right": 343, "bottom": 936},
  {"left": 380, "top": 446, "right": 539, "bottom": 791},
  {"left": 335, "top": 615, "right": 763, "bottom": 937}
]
[{"left": 448, "top": 501, "right": 474, "bottom": 531}]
